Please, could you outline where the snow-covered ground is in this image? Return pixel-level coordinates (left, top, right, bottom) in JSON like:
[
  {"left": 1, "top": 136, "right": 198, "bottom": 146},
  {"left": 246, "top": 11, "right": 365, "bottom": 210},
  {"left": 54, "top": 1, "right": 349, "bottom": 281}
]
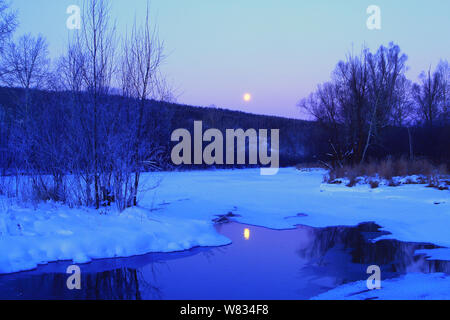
[
  {"left": 0, "top": 168, "right": 449, "bottom": 276},
  {"left": 311, "top": 273, "right": 450, "bottom": 300}
]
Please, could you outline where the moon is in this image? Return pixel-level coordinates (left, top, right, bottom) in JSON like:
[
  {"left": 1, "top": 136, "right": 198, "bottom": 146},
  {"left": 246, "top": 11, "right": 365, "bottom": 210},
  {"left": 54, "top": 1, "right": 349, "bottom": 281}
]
[{"left": 243, "top": 93, "right": 252, "bottom": 102}]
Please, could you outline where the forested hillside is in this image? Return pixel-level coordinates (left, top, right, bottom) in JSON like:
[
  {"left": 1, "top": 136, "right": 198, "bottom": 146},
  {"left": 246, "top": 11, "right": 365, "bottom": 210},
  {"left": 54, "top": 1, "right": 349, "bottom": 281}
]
[{"left": 1, "top": 86, "right": 448, "bottom": 174}]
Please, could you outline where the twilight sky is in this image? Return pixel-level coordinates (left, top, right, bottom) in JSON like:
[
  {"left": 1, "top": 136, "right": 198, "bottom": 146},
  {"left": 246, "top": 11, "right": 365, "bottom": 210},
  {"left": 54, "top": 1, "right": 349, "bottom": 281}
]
[{"left": 11, "top": 0, "right": 450, "bottom": 119}]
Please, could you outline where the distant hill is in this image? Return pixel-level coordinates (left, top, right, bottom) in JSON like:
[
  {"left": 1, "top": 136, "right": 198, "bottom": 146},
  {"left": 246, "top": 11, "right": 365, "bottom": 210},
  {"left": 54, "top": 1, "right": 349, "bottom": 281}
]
[{"left": 0, "top": 86, "right": 448, "bottom": 170}]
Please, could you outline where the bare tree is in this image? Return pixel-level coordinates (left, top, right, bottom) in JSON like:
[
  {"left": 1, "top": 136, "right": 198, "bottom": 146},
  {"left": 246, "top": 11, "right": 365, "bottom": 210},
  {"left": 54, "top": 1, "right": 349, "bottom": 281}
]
[
  {"left": 335, "top": 48, "right": 371, "bottom": 163},
  {"left": 390, "top": 76, "right": 415, "bottom": 159},
  {"left": 0, "top": 33, "right": 50, "bottom": 151},
  {"left": 1, "top": 34, "right": 50, "bottom": 91},
  {"left": 298, "top": 82, "right": 345, "bottom": 166},
  {"left": 122, "top": 2, "right": 165, "bottom": 206},
  {"left": 0, "top": 0, "right": 16, "bottom": 51},
  {"left": 0, "top": 32, "right": 56, "bottom": 201},
  {"left": 0, "top": 0, "right": 16, "bottom": 177},
  {"left": 73, "top": 0, "right": 117, "bottom": 209},
  {"left": 300, "top": 43, "right": 408, "bottom": 165},
  {"left": 56, "top": 0, "right": 170, "bottom": 211},
  {"left": 301, "top": 47, "right": 371, "bottom": 164},
  {"left": 361, "top": 43, "right": 407, "bottom": 163},
  {"left": 436, "top": 60, "right": 449, "bottom": 124},
  {"left": 412, "top": 66, "right": 443, "bottom": 128},
  {"left": 0, "top": 34, "right": 50, "bottom": 174}
]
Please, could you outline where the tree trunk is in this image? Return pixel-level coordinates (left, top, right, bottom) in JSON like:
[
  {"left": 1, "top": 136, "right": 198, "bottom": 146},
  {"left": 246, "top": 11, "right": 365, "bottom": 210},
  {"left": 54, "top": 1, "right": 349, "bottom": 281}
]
[{"left": 407, "top": 126, "right": 414, "bottom": 161}]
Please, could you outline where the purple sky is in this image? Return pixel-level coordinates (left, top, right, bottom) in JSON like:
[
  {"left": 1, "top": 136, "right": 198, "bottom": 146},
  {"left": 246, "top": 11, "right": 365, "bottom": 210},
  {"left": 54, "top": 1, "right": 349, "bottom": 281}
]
[{"left": 12, "top": 0, "right": 450, "bottom": 119}]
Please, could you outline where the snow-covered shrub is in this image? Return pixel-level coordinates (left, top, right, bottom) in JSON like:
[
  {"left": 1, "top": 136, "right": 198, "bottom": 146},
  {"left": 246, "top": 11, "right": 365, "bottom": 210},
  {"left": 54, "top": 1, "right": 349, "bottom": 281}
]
[
  {"left": 369, "top": 179, "right": 380, "bottom": 189},
  {"left": 325, "top": 158, "right": 448, "bottom": 189}
]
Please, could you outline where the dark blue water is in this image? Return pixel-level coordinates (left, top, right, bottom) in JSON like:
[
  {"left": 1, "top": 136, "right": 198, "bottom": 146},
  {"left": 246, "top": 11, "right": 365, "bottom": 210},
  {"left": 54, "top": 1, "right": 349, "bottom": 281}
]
[{"left": 0, "top": 222, "right": 448, "bottom": 300}]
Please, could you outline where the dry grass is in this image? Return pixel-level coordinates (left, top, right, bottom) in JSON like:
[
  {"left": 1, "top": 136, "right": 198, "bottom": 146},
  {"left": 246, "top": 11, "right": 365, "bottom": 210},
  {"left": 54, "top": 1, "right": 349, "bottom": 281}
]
[{"left": 325, "top": 158, "right": 449, "bottom": 189}]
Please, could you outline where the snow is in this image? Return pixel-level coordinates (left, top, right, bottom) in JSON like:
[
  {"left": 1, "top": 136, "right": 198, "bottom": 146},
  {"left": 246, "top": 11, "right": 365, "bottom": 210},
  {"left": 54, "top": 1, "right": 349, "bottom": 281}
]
[
  {"left": 0, "top": 202, "right": 230, "bottom": 274},
  {"left": 311, "top": 273, "right": 450, "bottom": 300},
  {"left": 329, "top": 174, "right": 449, "bottom": 190},
  {"left": 1, "top": 168, "right": 449, "bottom": 275}
]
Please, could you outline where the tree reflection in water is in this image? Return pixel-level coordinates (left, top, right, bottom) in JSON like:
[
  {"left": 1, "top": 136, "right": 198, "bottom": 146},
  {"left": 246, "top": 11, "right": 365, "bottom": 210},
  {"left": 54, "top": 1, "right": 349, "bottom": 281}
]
[
  {"left": 1, "top": 222, "right": 449, "bottom": 300},
  {"left": 0, "top": 267, "right": 159, "bottom": 300},
  {"left": 296, "top": 222, "right": 450, "bottom": 282}
]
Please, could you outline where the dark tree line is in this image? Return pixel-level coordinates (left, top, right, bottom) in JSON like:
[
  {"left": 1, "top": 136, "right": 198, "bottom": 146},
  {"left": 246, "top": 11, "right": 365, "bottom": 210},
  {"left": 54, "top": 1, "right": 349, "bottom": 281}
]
[{"left": 299, "top": 43, "right": 449, "bottom": 167}]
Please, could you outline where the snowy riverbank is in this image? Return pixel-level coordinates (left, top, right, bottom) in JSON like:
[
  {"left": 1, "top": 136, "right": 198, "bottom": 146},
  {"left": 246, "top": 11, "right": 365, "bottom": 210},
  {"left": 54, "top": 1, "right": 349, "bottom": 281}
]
[
  {"left": 1, "top": 168, "right": 449, "bottom": 274},
  {"left": 311, "top": 273, "right": 450, "bottom": 300}
]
